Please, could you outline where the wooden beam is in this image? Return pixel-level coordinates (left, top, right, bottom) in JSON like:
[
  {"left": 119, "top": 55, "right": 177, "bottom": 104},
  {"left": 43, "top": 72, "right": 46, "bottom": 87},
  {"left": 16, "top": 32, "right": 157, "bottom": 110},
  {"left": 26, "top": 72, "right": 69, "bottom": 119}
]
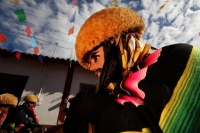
[{"left": 56, "top": 64, "right": 74, "bottom": 126}]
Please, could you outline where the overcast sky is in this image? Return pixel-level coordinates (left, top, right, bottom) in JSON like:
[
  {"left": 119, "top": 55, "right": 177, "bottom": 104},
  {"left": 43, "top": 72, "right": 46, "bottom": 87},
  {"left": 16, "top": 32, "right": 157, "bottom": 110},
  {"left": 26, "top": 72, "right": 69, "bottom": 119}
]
[{"left": 0, "top": 0, "right": 200, "bottom": 61}]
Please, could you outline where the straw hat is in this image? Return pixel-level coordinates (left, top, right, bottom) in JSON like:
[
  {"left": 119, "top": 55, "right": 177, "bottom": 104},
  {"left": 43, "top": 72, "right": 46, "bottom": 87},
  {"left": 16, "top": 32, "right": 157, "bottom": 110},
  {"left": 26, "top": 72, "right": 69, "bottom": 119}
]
[
  {"left": 24, "top": 94, "right": 38, "bottom": 103},
  {"left": 0, "top": 93, "right": 18, "bottom": 107}
]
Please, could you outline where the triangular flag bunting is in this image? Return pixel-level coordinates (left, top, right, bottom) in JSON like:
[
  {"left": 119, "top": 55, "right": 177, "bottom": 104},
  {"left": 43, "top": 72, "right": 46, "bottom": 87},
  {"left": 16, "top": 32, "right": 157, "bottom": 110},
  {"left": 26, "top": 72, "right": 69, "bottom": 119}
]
[
  {"left": 72, "top": 0, "right": 78, "bottom": 8},
  {"left": 15, "top": 51, "right": 21, "bottom": 60},
  {"left": 70, "top": 11, "right": 76, "bottom": 23},
  {"left": 7, "top": 43, "right": 15, "bottom": 52},
  {"left": 69, "top": 38, "right": 74, "bottom": 45},
  {"left": 34, "top": 46, "right": 39, "bottom": 54},
  {"left": 68, "top": 55, "right": 72, "bottom": 61},
  {"left": 157, "top": 0, "right": 170, "bottom": 14},
  {"left": 26, "top": 25, "right": 32, "bottom": 37},
  {"left": 186, "top": 37, "right": 193, "bottom": 44},
  {"left": 10, "top": 0, "right": 20, "bottom": 4},
  {"left": 0, "top": 33, "right": 8, "bottom": 43},
  {"left": 38, "top": 54, "right": 43, "bottom": 62},
  {"left": 30, "top": 37, "right": 36, "bottom": 47},
  {"left": 68, "top": 50, "right": 73, "bottom": 61},
  {"left": 145, "top": 18, "right": 154, "bottom": 31},
  {"left": 14, "top": 9, "right": 26, "bottom": 22},
  {"left": 68, "top": 55, "right": 73, "bottom": 67},
  {"left": 68, "top": 26, "right": 74, "bottom": 36}
]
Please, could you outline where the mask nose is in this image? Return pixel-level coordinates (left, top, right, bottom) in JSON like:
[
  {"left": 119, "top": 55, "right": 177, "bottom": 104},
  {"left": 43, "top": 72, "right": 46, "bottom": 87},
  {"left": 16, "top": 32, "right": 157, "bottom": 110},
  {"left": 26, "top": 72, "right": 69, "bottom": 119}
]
[{"left": 89, "top": 61, "right": 96, "bottom": 72}]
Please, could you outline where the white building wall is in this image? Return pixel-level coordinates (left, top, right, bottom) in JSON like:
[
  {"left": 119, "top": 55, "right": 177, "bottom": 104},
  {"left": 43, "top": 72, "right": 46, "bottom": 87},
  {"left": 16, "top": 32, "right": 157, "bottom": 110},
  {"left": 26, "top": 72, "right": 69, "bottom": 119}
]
[
  {"left": 67, "top": 66, "right": 98, "bottom": 108},
  {"left": 0, "top": 56, "right": 68, "bottom": 125},
  {"left": 70, "top": 66, "right": 98, "bottom": 95},
  {"left": 0, "top": 56, "right": 98, "bottom": 125}
]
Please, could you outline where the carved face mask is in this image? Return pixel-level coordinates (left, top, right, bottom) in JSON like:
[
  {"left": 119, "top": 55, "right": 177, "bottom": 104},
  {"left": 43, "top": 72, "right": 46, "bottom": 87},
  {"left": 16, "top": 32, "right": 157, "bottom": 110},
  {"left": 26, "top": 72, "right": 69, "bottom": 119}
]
[{"left": 28, "top": 102, "right": 36, "bottom": 108}]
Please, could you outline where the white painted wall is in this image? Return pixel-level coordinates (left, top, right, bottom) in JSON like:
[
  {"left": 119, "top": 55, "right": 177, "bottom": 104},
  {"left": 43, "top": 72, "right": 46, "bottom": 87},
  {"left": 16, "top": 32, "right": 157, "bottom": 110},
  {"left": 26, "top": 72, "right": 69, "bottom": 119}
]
[
  {"left": 67, "top": 66, "right": 98, "bottom": 107},
  {"left": 0, "top": 55, "right": 98, "bottom": 125},
  {"left": 0, "top": 56, "right": 68, "bottom": 125},
  {"left": 70, "top": 66, "right": 98, "bottom": 95}
]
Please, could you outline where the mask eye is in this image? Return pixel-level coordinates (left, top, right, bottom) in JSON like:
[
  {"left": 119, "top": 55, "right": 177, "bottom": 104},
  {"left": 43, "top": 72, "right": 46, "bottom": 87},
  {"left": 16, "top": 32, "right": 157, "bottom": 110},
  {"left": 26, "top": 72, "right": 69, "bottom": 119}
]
[
  {"left": 90, "top": 52, "right": 99, "bottom": 63},
  {"left": 93, "top": 55, "right": 100, "bottom": 62}
]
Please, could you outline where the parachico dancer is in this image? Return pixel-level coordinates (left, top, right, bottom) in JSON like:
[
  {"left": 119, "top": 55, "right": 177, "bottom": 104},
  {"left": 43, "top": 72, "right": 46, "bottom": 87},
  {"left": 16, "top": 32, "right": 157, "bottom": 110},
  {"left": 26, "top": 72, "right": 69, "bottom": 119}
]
[
  {"left": 0, "top": 93, "right": 18, "bottom": 133},
  {"left": 65, "top": 7, "right": 200, "bottom": 133},
  {"left": 14, "top": 94, "right": 46, "bottom": 133}
]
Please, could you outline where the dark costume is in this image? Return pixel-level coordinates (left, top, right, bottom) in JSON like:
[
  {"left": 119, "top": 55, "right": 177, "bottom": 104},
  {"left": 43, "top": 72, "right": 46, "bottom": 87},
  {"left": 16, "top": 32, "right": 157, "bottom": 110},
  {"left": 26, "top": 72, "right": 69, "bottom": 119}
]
[
  {"left": 14, "top": 94, "right": 45, "bottom": 133},
  {"left": 64, "top": 7, "right": 200, "bottom": 133},
  {"left": 14, "top": 103, "right": 41, "bottom": 133}
]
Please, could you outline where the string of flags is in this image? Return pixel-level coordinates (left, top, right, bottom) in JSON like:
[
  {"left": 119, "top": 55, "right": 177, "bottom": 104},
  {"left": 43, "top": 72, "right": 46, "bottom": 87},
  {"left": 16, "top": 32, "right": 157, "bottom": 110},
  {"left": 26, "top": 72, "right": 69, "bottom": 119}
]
[
  {"left": 7, "top": 43, "right": 15, "bottom": 52},
  {"left": 0, "top": 0, "right": 78, "bottom": 64},
  {"left": 34, "top": 46, "right": 39, "bottom": 54},
  {"left": 64, "top": 0, "right": 78, "bottom": 65},
  {"left": 70, "top": 38, "right": 74, "bottom": 45},
  {"left": 38, "top": 54, "right": 43, "bottom": 62},
  {"left": 15, "top": 51, "right": 21, "bottom": 60},
  {"left": 145, "top": 0, "right": 199, "bottom": 45},
  {"left": 0, "top": 36, "right": 75, "bottom": 65},
  {"left": 186, "top": 37, "right": 193, "bottom": 44},
  {"left": 3, "top": 0, "right": 198, "bottom": 64},
  {"left": 0, "top": 32, "right": 75, "bottom": 63},
  {"left": 30, "top": 37, "right": 36, "bottom": 47},
  {"left": 145, "top": 0, "right": 170, "bottom": 31},
  {"left": 2, "top": 0, "right": 119, "bottom": 64},
  {"left": 157, "top": 0, "right": 170, "bottom": 14},
  {"left": 68, "top": 0, "right": 78, "bottom": 37},
  {"left": 26, "top": 25, "right": 32, "bottom": 37},
  {"left": 14, "top": 9, "right": 26, "bottom": 22},
  {"left": 145, "top": 18, "right": 154, "bottom": 31},
  {"left": 0, "top": 33, "right": 7, "bottom": 43},
  {"left": 68, "top": 26, "right": 74, "bottom": 36},
  {"left": 70, "top": 11, "right": 76, "bottom": 23},
  {"left": 72, "top": 0, "right": 78, "bottom": 8}
]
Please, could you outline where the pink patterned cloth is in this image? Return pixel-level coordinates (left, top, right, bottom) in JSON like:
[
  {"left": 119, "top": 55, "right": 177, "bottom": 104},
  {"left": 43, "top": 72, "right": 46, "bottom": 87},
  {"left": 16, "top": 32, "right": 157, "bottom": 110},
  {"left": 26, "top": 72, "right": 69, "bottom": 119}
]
[{"left": 116, "top": 49, "right": 162, "bottom": 106}]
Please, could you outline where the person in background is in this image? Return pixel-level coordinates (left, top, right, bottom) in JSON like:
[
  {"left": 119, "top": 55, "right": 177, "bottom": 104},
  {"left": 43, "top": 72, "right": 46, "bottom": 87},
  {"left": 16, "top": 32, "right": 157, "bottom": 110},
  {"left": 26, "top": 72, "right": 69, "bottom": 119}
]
[
  {"left": 14, "top": 94, "right": 46, "bottom": 133},
  {"left": 64, "top": 7, "right": 200, "bottom": 133},
  {"left": 0, "top": 93, "right": 18, "bottom": 133}
]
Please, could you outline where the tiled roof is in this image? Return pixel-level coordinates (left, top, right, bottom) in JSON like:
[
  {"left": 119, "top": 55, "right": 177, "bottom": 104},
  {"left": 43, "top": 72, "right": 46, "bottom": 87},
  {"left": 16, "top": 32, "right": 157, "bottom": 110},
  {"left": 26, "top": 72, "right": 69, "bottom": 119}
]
[{"left": 0, "top": 48, "right": 80, "bottom": 66}]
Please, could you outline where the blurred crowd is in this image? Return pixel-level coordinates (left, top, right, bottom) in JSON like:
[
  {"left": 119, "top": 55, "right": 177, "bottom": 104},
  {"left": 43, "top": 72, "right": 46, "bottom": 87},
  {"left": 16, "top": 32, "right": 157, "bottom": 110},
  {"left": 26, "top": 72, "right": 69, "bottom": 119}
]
[{"left": 0, "top": 93, "right": 46, "bottom": 133}]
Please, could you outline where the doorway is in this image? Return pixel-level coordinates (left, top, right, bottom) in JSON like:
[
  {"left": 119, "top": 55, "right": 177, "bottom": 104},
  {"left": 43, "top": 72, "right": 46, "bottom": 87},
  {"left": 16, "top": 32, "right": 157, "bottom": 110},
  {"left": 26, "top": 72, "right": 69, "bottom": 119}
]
[
  {"left": 0, "top": 72, "right": 29, "bottom": 100},
  {"left": 0, "top": 72, "right": 29, "bottom": 124}
]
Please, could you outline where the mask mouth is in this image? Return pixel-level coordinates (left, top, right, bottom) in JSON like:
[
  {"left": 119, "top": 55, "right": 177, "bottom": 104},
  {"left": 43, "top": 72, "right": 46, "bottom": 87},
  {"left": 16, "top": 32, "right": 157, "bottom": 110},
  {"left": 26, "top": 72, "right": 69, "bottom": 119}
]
[
  {"left": 96, "top": 68, "right": 102, "bottom": 73},
  {"left": 95, "top": 68, "right": 102, "bottom": 76},
  {"left": 28, "top": 102, "right": 36, "bottom": 108}
]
